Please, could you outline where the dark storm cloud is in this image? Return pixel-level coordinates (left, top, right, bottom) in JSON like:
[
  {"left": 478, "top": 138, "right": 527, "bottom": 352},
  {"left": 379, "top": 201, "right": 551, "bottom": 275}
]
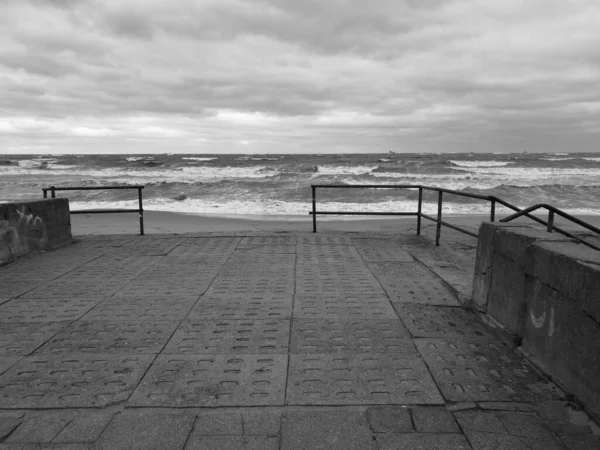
[{"left": 1, "top": 0, "right": 599, "bottom": 154}]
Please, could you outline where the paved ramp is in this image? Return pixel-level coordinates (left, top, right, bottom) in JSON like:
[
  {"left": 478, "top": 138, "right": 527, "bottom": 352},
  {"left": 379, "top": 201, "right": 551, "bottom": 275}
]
[{"left": 0, "top": 232, "right": 594, "bottom": 449}]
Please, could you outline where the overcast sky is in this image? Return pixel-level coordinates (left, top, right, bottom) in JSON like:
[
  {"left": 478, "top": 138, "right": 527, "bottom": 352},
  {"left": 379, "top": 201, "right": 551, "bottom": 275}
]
[{"left": 1, "top": 0, "right": 599, "bottom": 154}]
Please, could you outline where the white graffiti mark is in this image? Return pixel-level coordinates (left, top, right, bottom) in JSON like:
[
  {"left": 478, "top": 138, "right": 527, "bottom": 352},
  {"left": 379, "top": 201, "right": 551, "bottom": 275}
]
[
  {"left": 530, "top": 309, "right": 546, "bottom": 329},
  {"left": 0, "top": 206, "right": 48, "bottom": 258}
]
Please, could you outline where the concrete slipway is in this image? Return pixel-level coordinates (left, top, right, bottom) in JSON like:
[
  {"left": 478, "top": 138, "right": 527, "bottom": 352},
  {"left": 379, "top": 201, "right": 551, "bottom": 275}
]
[{"left": 0, "top": 232, "right": 598, "bottom": 449}]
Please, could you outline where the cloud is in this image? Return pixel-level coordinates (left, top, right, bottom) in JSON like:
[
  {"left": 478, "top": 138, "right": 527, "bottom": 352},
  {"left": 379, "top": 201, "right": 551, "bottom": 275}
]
[{"left": 0, "top": 0, "right": 599, "bottom": 154}]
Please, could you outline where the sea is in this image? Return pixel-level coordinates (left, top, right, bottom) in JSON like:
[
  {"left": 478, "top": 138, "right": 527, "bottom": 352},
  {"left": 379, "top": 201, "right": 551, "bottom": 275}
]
[{"left": 1, "top": 152, "right": 599, "bottom": 217}]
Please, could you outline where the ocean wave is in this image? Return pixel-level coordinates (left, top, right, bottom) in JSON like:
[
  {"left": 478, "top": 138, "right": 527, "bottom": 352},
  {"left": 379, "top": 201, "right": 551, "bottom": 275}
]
[
  {"left": 316, "top": 165, "right": 377, "bottom": 175},
  {"left": 449, "top": 160, "right": 515, "bottom": 167}
]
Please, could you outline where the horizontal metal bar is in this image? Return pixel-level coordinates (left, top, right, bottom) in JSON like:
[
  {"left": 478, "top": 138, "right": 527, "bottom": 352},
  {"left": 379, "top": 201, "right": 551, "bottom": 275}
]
[
  {"left": 311, "top": 184, "right": 421, "bottom": 189},
  {"left": 501, "top": 203, "right": 600, "bottom": 235},
  {"left": 309, "top": 211, "right": 418, "bottom": 216},
  {"left": 420, "top": 186, "right": 493, "bottom": 201},
  {"left": 43, "top": 186, "right": 144, "bottom": 191},
  {"left": 420, "top": 213, "right": 478, "bottom": 238},
  {"left": 70, "top": 209, "right": 141, "bottom": 214}
]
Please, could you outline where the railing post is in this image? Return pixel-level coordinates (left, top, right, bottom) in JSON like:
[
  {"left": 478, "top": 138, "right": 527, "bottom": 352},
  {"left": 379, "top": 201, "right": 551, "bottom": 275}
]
[
  {"left": 547, "top": 210, "right": 554, "bottom": 232},
  {"left": 417, "top": 187, "right": 423, "bottom": 235},
  {"left": 138, "top": 187, "right": 144, "bottom": 236},
  {"left": 490, "top": 198, "right": 496, "bottom": 222},
  {"left": 312, "top": 186, "right": 317, "bottom": 233},
  {"left": 51, "top": 186, "right": 56, "bottom": 198},
  {"left": 436, "top": 190, "right": 443, "bottom": 246},
  {"left": 43, "top": 189, "right": 47, "bottom": 199}
]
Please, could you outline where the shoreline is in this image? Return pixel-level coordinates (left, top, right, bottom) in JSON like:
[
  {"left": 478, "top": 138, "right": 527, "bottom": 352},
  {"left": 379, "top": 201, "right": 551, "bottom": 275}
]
[{"left": 69, "top": 210, "right": 600, "bottom": 236}]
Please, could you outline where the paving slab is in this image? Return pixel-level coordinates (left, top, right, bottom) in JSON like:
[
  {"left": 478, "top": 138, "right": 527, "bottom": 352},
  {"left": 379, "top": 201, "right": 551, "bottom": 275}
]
[
  {"left": 34, "top": 321, "right": 179, "bottom": 354},
  {"left": 53, "top": 410, "right": 115, "bottom": 443},
  {"left": 0, "top": 297, "right": 102, "bottom": 322},
  {"left": 167, "top": 237, "right": 240, "bottom": 258},
  {"left": 238, "top": 236, "right": 297, "bottom": 246},
  {"left": 94, "top": 411, "right": 194, "bottom": 450},
  {"left": 293, "top": 295, "right": 397, "bottom": 319},
  {"left": 454, "top": 410, "right": 566, "bottom": 450},
  {"left": 411, "top": 407, "right": 461, "bottom": 433},
  {"left": 205, "top": 273, "right": 295, "bottom": 297},
  {"left": 351, "top": 238, "right": 415, "bottom": 261},
  {"left": 375, "top": 433, "right": 472, "bottom": 450},
  {"left": 0, "top": 322, "right": 67, "bottom": 356},
  {"left": 281, "top": 410, "right": 376, "bottom": 450},
  {"left": 163, "top": 319, "right": 290, "bottom": 354},
  {"left": 129, "top": 354, "right": 288, "bottom": 407},
  {"left": 416, "top": 337, "right": 564, "bottom": 402},
  {"left": 192, "top": 412, "right": 243, "bottom": 435},
  {"left": 368, "top": 261, "right": 460, "bottom": 305},
  {"left": 296, "top": 235, "right": 352, "bottom": 245},
  {"left": 0, "top": 354, "right": 154, "bottom": 408},
  {"left": 286, "top": 353, "right": 444, "bottom": 405},
  {"left": 235, "top": 245, "right": 297, "bottom": 254},
  {"left": 189, "top": 296, "right": 293, "bottom": 320},
  {"left": 242, "top": 410, "right": 282, "bottom": 436},
  {"left": 290, "top": 319, "right": 411, "bottom": 353},
  {"left": 394, "top": 304, "right": 489, "bottom": 338},
  {"left": 80, "top": 295, "right": 198, "bottom": 321},
  {"left": 186, "top": 436, "right": 279, "bottom": 450},
  {"left": 366, "top": 406, "right": 413, "bottom": 432},
  {"left": 296, "top": 244, "right": 362, "bottom": 261},
  {"left": 5, "top": 410, "right": 75, "bottom": 443},
  {"left": 0, "top": 356, "right": 21, "bottom": 376}
]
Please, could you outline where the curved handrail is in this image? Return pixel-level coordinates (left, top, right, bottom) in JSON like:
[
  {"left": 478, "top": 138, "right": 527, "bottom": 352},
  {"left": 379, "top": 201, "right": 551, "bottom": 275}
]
[{"left": 500, "top": 203, "right": 600, "bottom": 250}]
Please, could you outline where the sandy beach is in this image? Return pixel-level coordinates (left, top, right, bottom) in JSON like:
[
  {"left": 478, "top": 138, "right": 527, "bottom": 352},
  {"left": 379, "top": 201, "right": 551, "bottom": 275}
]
[{"left": 69, "top": 210, "right": 600, "bottom": 249}]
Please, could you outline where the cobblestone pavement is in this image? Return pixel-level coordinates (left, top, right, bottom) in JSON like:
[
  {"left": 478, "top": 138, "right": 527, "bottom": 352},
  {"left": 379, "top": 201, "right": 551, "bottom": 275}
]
[{"left": 0, "top": 232, "right": 598, "bottom": 449}]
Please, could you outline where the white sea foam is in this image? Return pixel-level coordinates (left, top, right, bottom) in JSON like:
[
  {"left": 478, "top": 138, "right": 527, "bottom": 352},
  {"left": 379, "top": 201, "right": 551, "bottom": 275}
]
[
  {"left": 182, "top": 157, "right": 217, "bottom": 161},
  {"left": 125, "top": 156, "right": 154, "bottom": 162},
  {"left": 449, "top": 160, "right": 515, "bottom": 167},
  {"left": 583, "top": 157, "right": 600, "bottom": 162},
  {"left": 69, "top": 198, "right": 600, "bottom": 217}
]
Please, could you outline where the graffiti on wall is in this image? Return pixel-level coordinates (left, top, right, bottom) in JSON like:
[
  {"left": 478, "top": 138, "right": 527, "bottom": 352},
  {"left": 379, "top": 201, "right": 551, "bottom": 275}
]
[{"left": 0, "top": 206, "right": 48, "bottom": 258}]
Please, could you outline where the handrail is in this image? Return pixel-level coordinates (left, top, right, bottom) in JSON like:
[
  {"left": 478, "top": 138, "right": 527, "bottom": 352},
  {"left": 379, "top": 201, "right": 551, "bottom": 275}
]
[
  {"left": 42, "top": 185, "right": 145, "bottom": 235},
  {"left": 310, "top": 184, "right": 599, "bottom": 249},
  {"left": 500, "top": 203, "right": 600, "bottom": 250}
]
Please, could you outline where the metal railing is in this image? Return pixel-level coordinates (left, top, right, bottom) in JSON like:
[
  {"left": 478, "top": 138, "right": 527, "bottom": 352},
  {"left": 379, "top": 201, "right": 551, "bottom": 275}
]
[
  {"left": 43, "top": 185, "right": 145, "bottom": 235},
  {"left": 310, "top": 184, "right": 599, "bottom": 250}
]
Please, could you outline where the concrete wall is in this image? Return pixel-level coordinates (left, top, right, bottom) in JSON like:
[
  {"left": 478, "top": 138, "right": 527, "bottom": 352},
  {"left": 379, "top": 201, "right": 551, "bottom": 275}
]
[
  {"left": 0, "top": 199, "right": 72, "bottom": 264},
  {"left": 471, "top": 223, "right": 600, "bottom": 419}
]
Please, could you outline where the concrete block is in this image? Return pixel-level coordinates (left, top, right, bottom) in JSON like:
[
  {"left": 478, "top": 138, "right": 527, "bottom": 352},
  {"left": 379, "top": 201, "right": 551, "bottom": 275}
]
[
  {"left": 471, "top": 222, "right": 497, "bottom": 310},
  {"left": 494, "top": 226, "right": 573, "bottom": 263},
  {"left": 522, "top": 279, "right": 600, "bottom": 419},
  {"left": 0, "top": 199, "right": 72, "bottom": 264},
  {"left": 525, "top": 242, "right": 600, "bottom": 322},
  {"left": 487, "top": 253, "right": 527, "bottom": 335}
]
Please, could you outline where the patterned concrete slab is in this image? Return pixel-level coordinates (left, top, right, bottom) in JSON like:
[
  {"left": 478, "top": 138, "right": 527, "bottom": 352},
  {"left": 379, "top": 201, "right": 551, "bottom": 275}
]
[
  {"left": 114, "top": 277, "right": 215, "bottom": 298},
  {"left": 297, "top": 235, "right": 352, "bottom": 245},
  {"left": 220, "top": 254, "right": 296, "bottom": 270},
  {"left": 235, "top": 245, "right": 297, "bottom": 254},
  {"left": 0, "top": 356, "right": 21, "bottom": 376},
  {"left": 189, "top": 296, "right": 293, "bottom": 320},
  {"left": 368, "top": 261, "right": 460, "bottom": 305},
  {"left": 118, "top": 238, "right": 186, "bottom": 255},
  {"left": 0, "top": 322, "right": 67, "bottom": 356},
  {"left": 82, "top": 255, "right": 162, "bottom": 268},
  {"left": 286, "top": 353, "right": 444, "bottom": 405},
  {"left": 167, "top": 237, "right": 240, "bottom": 258},
  {"left": 416, "top": 338, "right": 564, "bottom": 402},
  {"left": 238, "top": 236, "right": 297, "bottom": 246},
  {"left": 295, "top": 271, "right": 385, "bottom": 296},
  {"left": 0, "top": 354, "right": 154, "bottom": 408},
  {"left": 130, "top": 354, "right": 287, "bottom": 407},
  {"left": 351, "top": 239, "right": 414, "bottom": 261},
  {"left": 0, "top": 297, "right": 102, "bottom": 322},
  {"left": 293, "top": 296, "right": 397, "bottom": 319},
  {"left": 205, "top": 274, "right": 295, "bottom": 297},
  {"left": 81, "top": 296, "right": 198, "bottom": 321},
  {"left": 34, "top": 321, "right": 179, "bottom": 354},
  {"left": 290, "top": 319, "right": 412, "bottom": 353},
  {"left": 394, "top": 304, "right": 490, "bottom": 338},
  {"left": 297, "top": 245, "right": 362, "bottom": 261},
  {"left": 163, "top": 320, "right": 290, "bottom": 354}
]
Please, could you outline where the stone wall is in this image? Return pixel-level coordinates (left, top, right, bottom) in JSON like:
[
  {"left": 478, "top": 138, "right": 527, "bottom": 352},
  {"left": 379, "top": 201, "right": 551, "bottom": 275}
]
[
  {"left": 471, "top": 222, "right": 600, "bottom": 419},
  {"left": 0, "top": 199, "right": 72, "bottom": 264}
]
